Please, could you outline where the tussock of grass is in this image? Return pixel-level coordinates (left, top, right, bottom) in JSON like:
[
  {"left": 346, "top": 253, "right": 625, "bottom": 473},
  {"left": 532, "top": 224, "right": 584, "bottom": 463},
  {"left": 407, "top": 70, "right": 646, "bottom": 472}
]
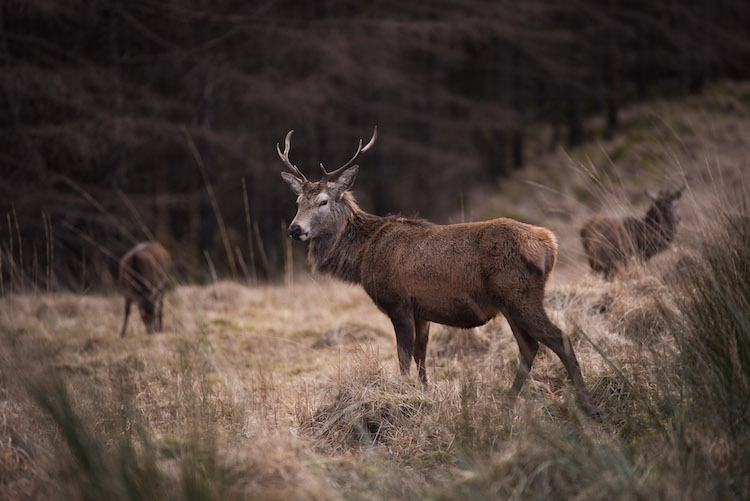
[
  {"left": 439, "top": 424, "right": 655, "bottom": 501},
  {"left": 299, "top": 349, "right": 433, "bottom": 453},
  {"left": 2, "top": 332, "right": 338, "bottom": 500},
  {"left": 656, "top": 208, "right": 750, "bottom": 499}
]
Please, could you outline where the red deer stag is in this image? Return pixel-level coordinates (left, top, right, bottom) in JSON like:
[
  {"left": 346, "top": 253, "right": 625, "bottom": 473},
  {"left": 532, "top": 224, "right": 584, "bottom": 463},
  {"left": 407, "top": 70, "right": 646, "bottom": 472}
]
[
  {"left": 119, "top": 241, "right": 171, "bottom": 337},
  {"left": 278, "top": 128, "right": 596, "bottom": 415},
  {"left": 580, "top": 187, "right": 684, "bottom": 279}
]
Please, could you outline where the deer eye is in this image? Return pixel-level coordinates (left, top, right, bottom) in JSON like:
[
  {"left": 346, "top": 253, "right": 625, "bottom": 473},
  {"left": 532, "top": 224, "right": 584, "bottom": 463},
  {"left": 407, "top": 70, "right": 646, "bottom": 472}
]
[{"left": 319, "top": 200, "right": 328, "bottom": 207}]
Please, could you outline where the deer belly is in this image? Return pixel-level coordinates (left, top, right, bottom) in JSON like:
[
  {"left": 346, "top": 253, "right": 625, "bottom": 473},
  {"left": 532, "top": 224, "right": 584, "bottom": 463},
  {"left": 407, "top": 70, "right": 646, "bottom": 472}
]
[{"left": 419, "top": 299, "right": 500, "bottom": 328}]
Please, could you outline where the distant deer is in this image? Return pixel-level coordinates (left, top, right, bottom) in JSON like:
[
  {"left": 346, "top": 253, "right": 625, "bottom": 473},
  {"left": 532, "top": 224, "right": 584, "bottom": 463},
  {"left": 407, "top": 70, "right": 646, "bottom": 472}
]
[
  {"left": 580, "top": 187, "right": 684, "bottom": 279},
  {"left": 278, "top": 128, "right": 596, "bottom": 415},
  {"left": 119, "top": 241, "right": 171, "bottom": 337}
]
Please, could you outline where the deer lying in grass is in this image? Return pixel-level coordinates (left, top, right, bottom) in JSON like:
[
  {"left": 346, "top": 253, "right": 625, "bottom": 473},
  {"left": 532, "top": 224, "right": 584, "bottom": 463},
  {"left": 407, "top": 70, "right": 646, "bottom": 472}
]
[
  {"left": 119, "top": 241, "right": 170, "bottom": 337},
  {"left": 580, "top": 187, "right": 684, "bottom": 279},
  {"left": 278, "top": 128, "right": 596, "bottom": 415}
]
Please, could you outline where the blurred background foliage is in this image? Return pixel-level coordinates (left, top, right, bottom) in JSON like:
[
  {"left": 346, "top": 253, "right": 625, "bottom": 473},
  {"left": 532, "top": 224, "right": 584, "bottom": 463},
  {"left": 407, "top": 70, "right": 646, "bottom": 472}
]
[{"left": 1, "top": 0, "right": 749, "bottom": 288}]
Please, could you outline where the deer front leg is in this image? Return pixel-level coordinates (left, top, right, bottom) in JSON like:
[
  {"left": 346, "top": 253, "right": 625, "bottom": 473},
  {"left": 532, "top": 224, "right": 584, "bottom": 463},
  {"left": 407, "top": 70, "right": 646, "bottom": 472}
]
[
  {"left": 414, "top": 318, "right": 430, "bottom": 385},
  {"left": 389, "top": 308, "right": 416, "bottom": 377},
  {"left": 120, "top": 298, "right": 132, "bottom": 338}
]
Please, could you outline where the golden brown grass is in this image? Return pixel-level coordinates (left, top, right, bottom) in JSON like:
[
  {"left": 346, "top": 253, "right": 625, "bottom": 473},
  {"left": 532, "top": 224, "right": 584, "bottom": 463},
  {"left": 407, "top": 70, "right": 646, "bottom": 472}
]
[{"left": 0, "top": 263, "right": 699, "bottom": 499}]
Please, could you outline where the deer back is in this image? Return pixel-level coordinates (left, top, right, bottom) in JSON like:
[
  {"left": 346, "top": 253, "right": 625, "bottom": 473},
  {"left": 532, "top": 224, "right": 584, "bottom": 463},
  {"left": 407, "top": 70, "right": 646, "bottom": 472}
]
[
  {"left": 357, "top": 218, "right": 557, "bottom": 305},
  {"left": 119, "top": 242, "right": 170, "bottom": 300}
]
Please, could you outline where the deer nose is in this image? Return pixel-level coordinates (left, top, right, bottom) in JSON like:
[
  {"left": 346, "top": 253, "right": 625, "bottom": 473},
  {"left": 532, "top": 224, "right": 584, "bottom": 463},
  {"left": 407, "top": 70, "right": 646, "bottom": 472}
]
[{"left": 289, "top": 224, "right": 302, "bottom": 240}]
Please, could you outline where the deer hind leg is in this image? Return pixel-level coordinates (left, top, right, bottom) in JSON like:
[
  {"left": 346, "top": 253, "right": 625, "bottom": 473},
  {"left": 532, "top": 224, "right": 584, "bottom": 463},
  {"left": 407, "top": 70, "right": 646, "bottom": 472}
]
[
  {"left": 120, "top": 298, "right": 132, "bottom": 338},
  {"left": 506, "top": 317, "right": 539, "bottom": 400},
  {"left": 156, "top": 293, "right": 164, "bottom": 332},
  {"left": 413, "top": 318, "right": 430, "bottom": 385},
  {"left": 514, "top": 307, "right": 596, "bottom": 416},
  {"left": 389, "top": 309, "right": 415, "bottom": 377}
]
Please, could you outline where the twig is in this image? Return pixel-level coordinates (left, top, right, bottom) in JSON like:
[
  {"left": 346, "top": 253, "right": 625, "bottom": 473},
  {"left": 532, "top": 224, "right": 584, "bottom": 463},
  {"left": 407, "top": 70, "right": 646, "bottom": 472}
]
[
  {"left": 234, "top": 246, "right": 250, "bottom": 281},
  {"left": 12, "top": 203, "right": 22, "bottom": 290},
  {"left": 7, "top": 213, "right": 13, "bottom": 294},
  {"left": 116, "top": 189, "right": 155, "bottom": 241},
  {"left": 203, "top": 249, "right": 219, "bottom": 300},
  {"left": 61, "top": 176, "right": 138, "bottom": 243},
  {"left": 242, "top": 177, "right": 257, "bottom": 283},
  {"left": 253, "top": 220, "right": 270, "bottom": 276}
]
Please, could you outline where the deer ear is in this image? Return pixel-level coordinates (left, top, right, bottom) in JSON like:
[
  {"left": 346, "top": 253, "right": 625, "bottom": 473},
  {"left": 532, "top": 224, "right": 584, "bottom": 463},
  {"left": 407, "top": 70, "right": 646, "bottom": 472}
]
[
  {"left": 281, "top": 172, "right": 303, "bottom": 195},
  {"left": 331, "top": 165, "right": 359, "bottom": 199}
]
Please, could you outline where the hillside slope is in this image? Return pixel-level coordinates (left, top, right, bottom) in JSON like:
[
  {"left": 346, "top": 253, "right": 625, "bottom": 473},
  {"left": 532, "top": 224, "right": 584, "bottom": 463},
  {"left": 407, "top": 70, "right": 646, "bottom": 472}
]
[
  {"left": 0, "top": 83, "right": 749, "bottom": 500},
  {"left": 466, "top": 80, "right": 750, "bottom": 279}
]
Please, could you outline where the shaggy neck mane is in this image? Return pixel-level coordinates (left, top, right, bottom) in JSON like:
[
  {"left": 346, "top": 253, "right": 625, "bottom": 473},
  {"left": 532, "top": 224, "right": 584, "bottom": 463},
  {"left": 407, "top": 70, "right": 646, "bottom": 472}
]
[{"left": 307, "top": 193, "right": 427, "bottom": 284}]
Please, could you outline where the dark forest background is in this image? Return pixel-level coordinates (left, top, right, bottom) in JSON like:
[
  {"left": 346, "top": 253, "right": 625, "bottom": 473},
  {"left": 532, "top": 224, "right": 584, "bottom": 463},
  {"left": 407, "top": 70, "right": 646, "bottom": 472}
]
[{"left": 2, "top": 0, "right": 749, "bottom": 291}]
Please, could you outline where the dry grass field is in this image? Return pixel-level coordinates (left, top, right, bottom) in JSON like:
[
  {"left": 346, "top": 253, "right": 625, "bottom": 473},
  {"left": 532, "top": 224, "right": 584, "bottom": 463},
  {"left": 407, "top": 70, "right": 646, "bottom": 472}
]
[{"left": 1, "top": 83, "right": 749, "bottom": 500}]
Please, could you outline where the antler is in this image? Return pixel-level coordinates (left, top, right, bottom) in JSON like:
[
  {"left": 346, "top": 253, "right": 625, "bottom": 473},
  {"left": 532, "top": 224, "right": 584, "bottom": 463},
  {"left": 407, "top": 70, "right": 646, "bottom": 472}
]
[
  {"left": 276, "top": 130, "right": 308, "bottom": 182},
  {"left": 319, "top": 126, "right": 377, "bottom": 182}
]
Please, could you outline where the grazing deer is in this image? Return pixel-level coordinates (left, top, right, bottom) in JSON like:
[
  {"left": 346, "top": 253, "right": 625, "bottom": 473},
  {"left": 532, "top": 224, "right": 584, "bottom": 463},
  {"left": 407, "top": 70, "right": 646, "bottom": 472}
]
[
  {"left": 580, "top": 187, "right": 684, "bottom": 279},
  {"left": 119, "top": 241, "right": 171, "bottom": 337},
  {"left": 278, "top": 128, "right": 596, "bottom": 415}
]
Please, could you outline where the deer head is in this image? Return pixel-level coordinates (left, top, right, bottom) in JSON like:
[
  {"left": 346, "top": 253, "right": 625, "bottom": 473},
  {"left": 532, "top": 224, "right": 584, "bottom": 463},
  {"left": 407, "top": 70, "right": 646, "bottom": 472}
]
[
  {"left": 278, "top": 127, "right": 376, "bottom": 241},
  {"left": 645, "top": 185, "right": 685, "bottom": 226}
]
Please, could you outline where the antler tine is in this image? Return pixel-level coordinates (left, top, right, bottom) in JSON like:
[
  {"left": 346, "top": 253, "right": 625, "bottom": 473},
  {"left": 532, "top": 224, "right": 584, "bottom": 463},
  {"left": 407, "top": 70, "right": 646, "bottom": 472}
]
[
  {"left": 276, "top": 130, "right": 308, "bottom": 181},
  {"left": 320, "top": 126, "right": 377, "bottom": 181},
  {"left": 361, "top": 125, "right": 377, "bottom": 152}
]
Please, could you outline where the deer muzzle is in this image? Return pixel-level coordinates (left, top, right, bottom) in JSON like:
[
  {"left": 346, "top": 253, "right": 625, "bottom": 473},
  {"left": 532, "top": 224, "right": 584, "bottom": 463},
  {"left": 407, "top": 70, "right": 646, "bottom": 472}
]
[{"left": 288, "top": 223, "right": 307, "bottom": 241}]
